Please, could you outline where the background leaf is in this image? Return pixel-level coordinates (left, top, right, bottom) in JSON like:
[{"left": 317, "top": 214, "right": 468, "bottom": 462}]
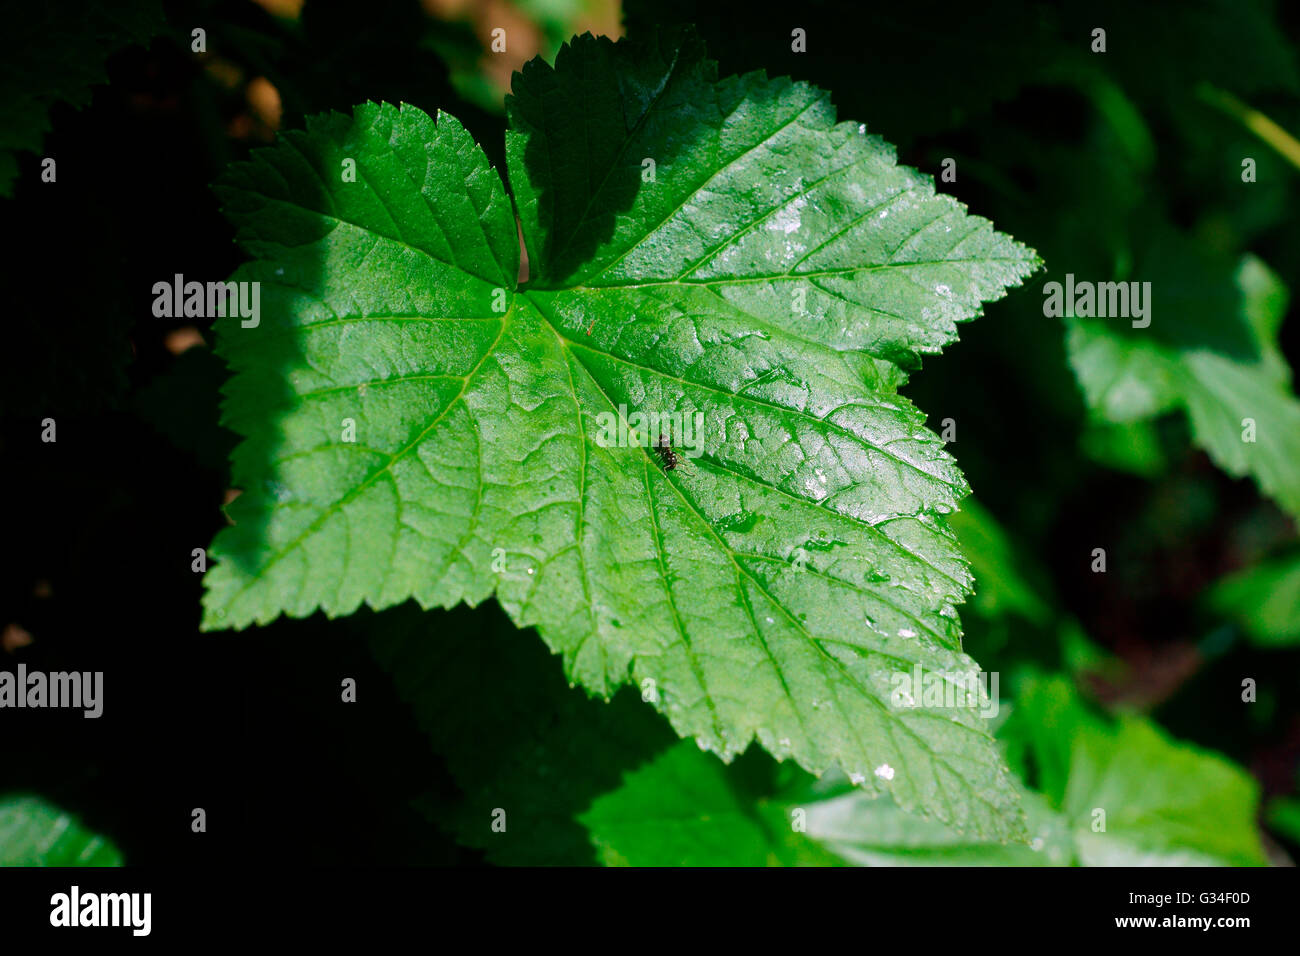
[
  {"left": 1067, "top": 253, "right": 1300, "bottom": 518},
  {"left": 1206, "top": 549, "right": 1300, "bottom": 646},
  {"left": 0, "top": 796, "right": 122, "bottom": 866}
]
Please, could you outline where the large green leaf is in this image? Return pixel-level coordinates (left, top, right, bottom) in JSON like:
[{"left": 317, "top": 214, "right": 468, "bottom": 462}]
[
  {"left": 0, "top": 796, "right": 122, "bottom": 866},
  {"left": 201, "top": 32, "right": 1039, "bottom": 839}
]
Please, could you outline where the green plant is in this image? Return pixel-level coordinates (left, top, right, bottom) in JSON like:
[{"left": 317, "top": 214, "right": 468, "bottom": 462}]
[
  {"left": 202, "top": 30, "right": 1040, "bottom": 840},
  {"left": 4, "top": 0, "right": 1296, "bottom": 871}
]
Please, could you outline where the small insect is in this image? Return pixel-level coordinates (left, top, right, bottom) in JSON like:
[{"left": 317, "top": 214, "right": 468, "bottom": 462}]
[{"left": 654, "top": 434, "right": 678, "bottom": 471}]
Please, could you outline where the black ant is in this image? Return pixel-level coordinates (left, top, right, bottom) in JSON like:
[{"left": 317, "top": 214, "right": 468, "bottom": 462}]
[{"left": 654, "top": 434, "right": 678, "bottom": 471}]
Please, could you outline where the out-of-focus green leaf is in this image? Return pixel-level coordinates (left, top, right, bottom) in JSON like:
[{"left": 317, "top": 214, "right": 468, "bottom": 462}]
[
  {"left": 1006, "top": 676, "right": 1269, "bottom": 866},
  {"left": 1062, "top": 718, "right": 1268, "bottom": 866},
  {"left": 796, "top": 677, "right": 1268, "bottom": 866},
  {"left": 792, "top": 777, "right": 1072, "bottom": 866},
  {"left": 1069, "top": 254, "right": 1300, "bottom": 518},
  {"left": 1267, "top": 797, "right": 1300, "bottom": 845},
  {"left": 1207, "top": 551, "right": 1300, "bottom": 646},
  {"left": 1079, "top": 419, "right": 1167, "bottom": 478},
  {"left": 949, "top": 498, "right": 1051, "bottom": 624},
  {"left": 0, "top": 796, "right": 122, "bottom": 866}
]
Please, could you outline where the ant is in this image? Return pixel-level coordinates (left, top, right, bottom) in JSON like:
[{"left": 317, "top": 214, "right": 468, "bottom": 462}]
[{"left": 654, "top": 434, "right": 678, "bottom": 471}]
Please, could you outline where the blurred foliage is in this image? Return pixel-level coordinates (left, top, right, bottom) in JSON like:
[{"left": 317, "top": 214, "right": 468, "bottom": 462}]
[{"left": 0, "top": 796, "right": 122, "bottom": 866}]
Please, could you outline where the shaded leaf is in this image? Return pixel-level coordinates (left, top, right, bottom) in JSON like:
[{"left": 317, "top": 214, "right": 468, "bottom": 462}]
[{"left": 0, "top": 0, "right": 162, "bottom": 196}]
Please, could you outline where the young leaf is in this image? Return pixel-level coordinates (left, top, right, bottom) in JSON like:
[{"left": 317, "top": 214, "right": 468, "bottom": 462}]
[{"left": 201, "top": 32, "right": 1039, "bottom": 839}]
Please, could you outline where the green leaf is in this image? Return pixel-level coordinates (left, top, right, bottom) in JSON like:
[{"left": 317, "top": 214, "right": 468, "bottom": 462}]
[
  {"left": 0, "top": 0, "right": 163, "bottom": 196},
  {"left": 580, "top": 743, "right": 826, "bottom": 866},
  {"left": 792, "top": 777, "right": 1072, "bottom": 866},
  {"left": 586, "top": 676, "right": 1269, "bottom": 866},
  {"left": 788, "top": 695, "right": 1270, "bottom": 867},
  {"left": 1079, "top": 419, "right": 1167, "bottom": 478},
  {"left": 0, "top": 796, "right": 122, "bottom": 866},
  {"left": 1004, "top": 676, "right": 1269, "bottom": 866},
  {"left": 201, "top": 32, "right": 1039, "bottom": 839},
  {"left": 1207, "top": 550, "right": 1300, "bottom": 647},
  {"left": 1068, "top": 251, "right": 1300, "bottom": 518},
  {"left": 580, "top": 742, "right": 1068, "bottom": 866},
  {"left": 1061, "top": 718, "right": 1268, "bottom": 866}
]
